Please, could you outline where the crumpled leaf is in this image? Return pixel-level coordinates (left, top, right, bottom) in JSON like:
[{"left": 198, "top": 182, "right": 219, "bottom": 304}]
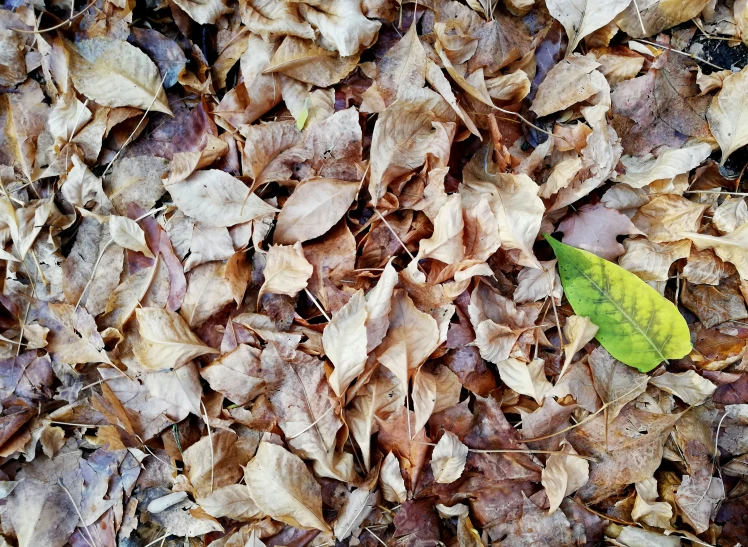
[
  {"left": 541, "top": 439, "right": 589, "bottom": 514},
  {"left": 531, "top": 55, "right": 608, "bottom": 117},
  {"left": 631, "top": 477, "right": 674, "bottom": 529},
  {"left": 380, "top": 451, "right": 407, "bottom": 502},
  {"left": 172, "top": 0, "right": 231, "bottom": 24},
  {"left": 616, "top": 143, "right": 712, "bottom": 188},
  {"left": 497, "top": 358, "right": 552, "bottom": 403},
  {"left": 650, "top": 370, "right": 717, "bottom": 406},
  {"left": 681, "top": 223, "right": 748, "bottom": 280},
  {"left": 709, "top": 66, "right": 748, "bottom": 164}
]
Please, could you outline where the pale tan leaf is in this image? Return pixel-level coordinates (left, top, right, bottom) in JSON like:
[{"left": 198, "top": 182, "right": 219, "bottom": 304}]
[
  {"left": 616, "top": 143, "right": 712, "bottom": 188},
  {"left": 69, "top": 39, "right": 171, "bottom": 115},
  {"left": 200, "top": 344, "right": 264, "bottom": 406},
  {"left": 135, "top": 307, "right": 218, "bottom": 371},
  {"left": 377, "top": 290, "right": 440, "bottom": 374},
  {"left": 264, "top": 36, "right": 359, "bottom": 88},
  {"left": 416, "top": 193, "right": 465, "bottom": 264},
  {"left": 497, "top": 358, "right": 552, "bottom": 404},
  {"left": 631, "top": 477, "right": 674, "bottom": 529},
  {"left": 616, "top": 0, "right": 712, "bottom": 39},
  {"left": 412, "top": 367, "right": 437, "bottom": 434},
  {"left": 539, "top": 157, "right": 583, "bottom": 199},
  {"left": 364, "top": 258, "right": 398, "bottom": 353},
  {"left": 431, "top": 431, "right": 468, "bottom": 484},
  {"left": 6, "top": 478, "right": 79, "bottom": 547},
  {"left": 680, "top": 223, "right": 748, "bottom": 280},
  {"left": 462, "top": 147, "right": 544, "bottom": 268},
  {"left": 183, "top": 429, "right": 243, "bottom": 498},
  {"left": 259, "top": 242, "right": 314, "bottom": 299},
  {"left": 380, "top": 451, "right": 407, "bottom": 503},
  {"left": 561, "top": 316, "right": 599, "bottom": 377},
  {"left": 324, "top": 290, "right": 368, "bottom": 397},
  {"left": 619, "top": 238, "right": 691, "bottom": 282},
  {"left": 713, "top": 197, "right": 748, "bottom": 233},
  {"left": 239, "top": 0, "right": 314, "bottom": 41},
  {"left": 541, "top": 440, "right": 589, "bottom": 514},
  {"left": 109, "top": 216, "right": 154, "bottom": 258},
  {"left": 473, "top": 320, "right": 519, "bottom": 364},
  {"left": 173, "top": 0, "right": 230, "bottom": 23},
  {"left": 426, "top": 59, "right": 480, "bottom": 136},
  {"left": 274, "top": 178, "right": 358, "bottom": 244},
  {"left": 167, "top": 170, "right": 278, "bottom": 228},
  {"left": 708, "top": 65, "right": 748, "bottom": 164},
  {"left": 558, "top": 202, "right": 643, "bottom": 260},
  {"left": 245, "top": 441, "right": 330, "bottom": 532},
  {"left": 241, "top": 120, "right": 301, "bottom": 183},
  {"left": 547, "top": 0, "right": 632, "bottom": 55},
  {"left": 650, "top": 371, "right": 717, "bottom": 406},
  {"left": 369, "top": 88, "right": 456, "bottom": 202},
  {"left": 485, "top": 71, "right": 532, "bottom": 103},
  {"left": 333, "top": 488, "right": 377, "bottom": 540},
  {"left": 296, "top": 0, "right": 381, "bottom": 57},
  {"left": 632, "top": 195, "right": 707, "bottom": 243},
  {"left": 532, "top": 56, "right": 609, "bottom": 117},
  {"left": 180, "top": 262, "right": 236, "bottom": 327},
  {"left": 514, "top": 260, "right": 563, "bottom": 304}
]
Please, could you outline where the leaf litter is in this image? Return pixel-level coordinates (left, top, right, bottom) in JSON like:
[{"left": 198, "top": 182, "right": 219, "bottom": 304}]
[{"left": 3, "top": 0, "right": 748, "bottom": 546}]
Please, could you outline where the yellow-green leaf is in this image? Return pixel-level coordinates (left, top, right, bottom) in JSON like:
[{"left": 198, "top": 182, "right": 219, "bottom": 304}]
[{"left": 545, "top": 235, "right": 691, "bottom": 372}]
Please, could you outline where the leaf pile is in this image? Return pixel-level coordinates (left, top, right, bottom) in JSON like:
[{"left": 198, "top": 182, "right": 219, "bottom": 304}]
[{"left": 2, "top": 0, "right": 748, "bottom": 546}]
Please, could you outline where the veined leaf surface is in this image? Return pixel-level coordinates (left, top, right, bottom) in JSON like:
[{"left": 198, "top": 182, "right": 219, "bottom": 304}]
[{"left": 545, "top": 235, "right": 691, "bottom": 372}]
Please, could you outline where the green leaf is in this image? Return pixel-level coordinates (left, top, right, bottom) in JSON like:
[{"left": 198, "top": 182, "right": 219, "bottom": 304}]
[{"left": 545, "top": 234, "right": 691, "bottom": 372}]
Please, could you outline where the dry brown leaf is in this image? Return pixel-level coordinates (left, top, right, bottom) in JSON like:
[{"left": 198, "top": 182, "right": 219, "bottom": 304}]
[
  {"left": 135, "top": 307, "right": 218, "bottom": 370},
  {"left": 324, "top": 290, "right": 368, "bottom": 397},
  {"left": 274, "top": 178, "right": 358, "bottom": 244},
  {"left": 541, "top": 439, "right": 589, "bottom": 514},
  {"left": 497, "top": 358, "right": 552, "bottom": 404},
  {"left": 172, "top": 0, "right": 231, "bottom": 24},
  {"left": 681, "top": 223, "right": 748, "bottom": 280},
  {"left": 616, "top": 0, "right": 713, "bottom": 39},
  {"left": 183, "top": 429, "right": 243, "bottom": 498},
  {"left": 431, "top": 431, "right": 468, "bottom": 484},
  {"left": 632, "top": 195, "right": 708, "bottom": 243},
  {"left": 264, "top": 36, "right": 359, "bottom": 88},
  {"left": 245, "top": 441, "right": 330, "bottom": 532},
  {"left": 259, "top": 242, "right": 314, "bottom": 299},
  {"left": 69, "top": 39, "right": 171, "bottom": 115},
  {"left": 650, "top": 370, "right": 717, "bottom": 406},
  {"left": 558, "top": 202, "right": 643, "bottom": 260},
  {"left": 167, "top": 170, "right": 278, "bottom": 228},
  {"left": 380, "top": 451, "right": 407, "bottom": 503},
  {"left": 547, "top": 0, "right": 632, "bottom": 55},
  {"left": 531, "top": 56, "right": 608, "bottom": 117}
]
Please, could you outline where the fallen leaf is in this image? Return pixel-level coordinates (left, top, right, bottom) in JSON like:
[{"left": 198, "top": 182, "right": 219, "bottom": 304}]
[
  {"left": 69, "top": 39, "right": 171, "bottom": 115},
  {"left": 497, "top": 358, "right": 552, "bottom": 404},
  {"left": 109, "top": 216, "right": 154, "bottom": 258},
  {"left": 135, "top": 307, "right": 218, "bottom": 370},
  {"left": 558, "top": 202, "right": 643, "bottom": 260},
  {"left": 167, "top": 170, "right": 278, "bottom": 228},
  {"left": 431, "top": 431, "right": 469, "bottom": 484},
  {"left": 547, "top": 0, "right": 632, "bottom": 55},
  {"left": 274, "top": 178, "right": 358, "bottom": 244},
  {"left": 681, "top": 223, "right": 748, "bottom": 280},
  {"left": 650, "top": 370, "right": 717, "bottom": 406},
  {"left": 324, "top": 290, "right": 368, "bottom": 396},
  {"left": 541, "top": 439, "right": 589, "bottom": 514},
  {"left": 245, "top": 441, "right": 330, "bottom": 532}
]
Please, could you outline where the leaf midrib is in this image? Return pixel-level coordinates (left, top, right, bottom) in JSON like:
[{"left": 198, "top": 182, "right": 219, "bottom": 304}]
[{"left": 568, "top": 258, "right": 667, "bottom": 362}]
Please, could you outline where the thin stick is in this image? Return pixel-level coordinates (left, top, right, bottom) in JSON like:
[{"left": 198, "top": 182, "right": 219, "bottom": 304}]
[
  {"left": 413, "top": 440, "right": 596, "bottom": 461},
  {"left": 75, "top": 238, "right": 113, "bottom": 310},
  {"left": 287, "top": 405, "right": 334, "bottom": 439},
  {"left": 521, "top": 377, "right": 651, "bottom": 443},
  {"left": 143, "top": 534, "right": 170, "bottom": 547},
  {"left": 102, "top": 70, "right": 169, "bottom": 181},
  {"left": 633, "top": 39, "right": 727, "bottom": 71},
  {"left": 10, "top": 0, "right": 98, "bottom": 33},
  {"left": 631, "top": 0, "right": 647, "bottom": 36},
  {"left": 304, "top": 288, "right": 331, "bottom": 322},
  {"left": 374, "top": 209, "right": 415, "bottom": 260},
  {"left": 685, "top": 190, "right": 748, "bottom": 196},
  {"left": 200, "top": 400, "right": 215, "bottom": 494},
  {"left": 58, "top": 479, "right": 100, "bottom": 547}
]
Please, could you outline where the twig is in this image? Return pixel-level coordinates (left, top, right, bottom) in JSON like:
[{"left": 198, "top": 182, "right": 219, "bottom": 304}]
[
  {"left": 633, "top": 39, "right": 727, "bottom": 71},
  {"left": 10, "top": 0, "right": 98, "bottom": 33},
  {"left": 58, "top": 479, "right": 100, "bottom": 547},
  {"left": 374, "top": 209, "right": 415, "bottom": 261},
  {"left": 200, "top": 400, "right": 215, "bottom": 494},
  {"left": 304, "top": 288, "right": 331, "bottom": 322}
]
